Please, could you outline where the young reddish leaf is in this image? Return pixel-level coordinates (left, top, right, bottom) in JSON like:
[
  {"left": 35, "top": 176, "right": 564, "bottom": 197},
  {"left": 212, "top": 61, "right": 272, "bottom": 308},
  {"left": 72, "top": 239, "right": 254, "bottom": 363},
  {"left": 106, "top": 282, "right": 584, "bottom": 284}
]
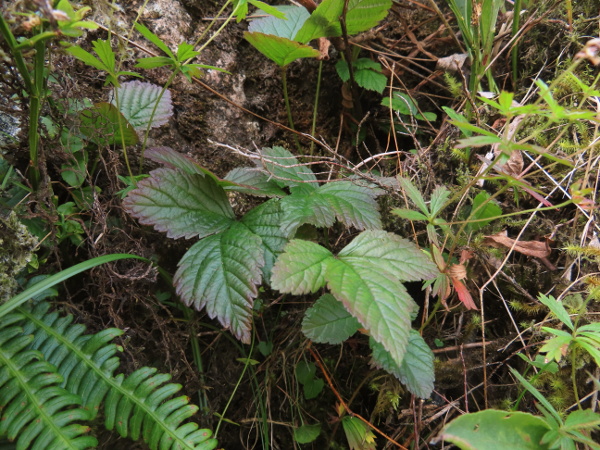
[
  {"left": 123, "top": 168, "right": 235, "bottom": 239},
  {"left": 270, "top": 240, "right": 332, "bottom": 294},
  {"left": 174, "top": 223, "right": 264, "bottom": 343}
]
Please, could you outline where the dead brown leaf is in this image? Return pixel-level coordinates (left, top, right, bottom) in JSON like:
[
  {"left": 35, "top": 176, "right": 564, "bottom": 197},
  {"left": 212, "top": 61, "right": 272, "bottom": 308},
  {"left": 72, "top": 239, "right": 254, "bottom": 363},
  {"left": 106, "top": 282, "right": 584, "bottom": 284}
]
[{"left": 483, "top": 230, "right": 556, "bottom": 270}]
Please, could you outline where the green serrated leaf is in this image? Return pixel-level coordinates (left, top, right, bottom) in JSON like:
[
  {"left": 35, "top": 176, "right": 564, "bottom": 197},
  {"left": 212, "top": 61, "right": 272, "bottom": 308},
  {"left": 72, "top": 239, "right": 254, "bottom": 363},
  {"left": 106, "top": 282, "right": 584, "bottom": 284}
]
[
  {"left": 66, "top": 44, "right": 108, "bottom": 72},
  {"left": 135, "top": 56, "right": 174, "bottom": 70},
  {"left": 295, "top": 0, "right": 391, "bottom": 43},
  {"left": 429, "top": 186, "right": 451, "bottom": 217},
  {"left": 271, "top": 240, "right": 332, "bottom": 294},
  {"left": 91, "top": 39, "right": 116, "bottom": 74},
  {"left": 247, "top": 5, "right": 309, "bottom": 39},
  {"left": 437, "top": 410, "right": 550, "bottom": 449},
  {"left": 244, "top": 32, "right": 319, "bottom": 67},
  {"left": 538, "top": 294, "right": 574, "bottom": 330},
  {"left": 302, "top": 294, "right": 361, "bottom": 344},
  {"left": 241, "top": 199, "right": 291, "bottom": 280},
  {"left": 355, "top": 68, "right": 387, "bottom": 93},
  {"left": 466, "top": 191, "right": 502, "bottom": 232},
  {"left": 326, "top": 258, "right": 414, "bottom": 369},
  {"left": 293, "top": 423, "right": 321, "bottom": 444},
  {"left": 397, "top": 177, "right": 429, "bottom": 216},
  {"left": 224, "top": 167, "right": 287, "bottom": 197},
  {"left": 174, "top": 223, "right": 264, "bottom": 343},
  {"left": 248, "top": 0, "right": 288, "bottom": 19},
  {"left": 123, "top": 168, "right": 235, "bottom": 239},
  {"left": 370, "top": 330, "right": 434, "bottom": 398},
  {"left": 338, "top": 230, "right": 438, "bottom": 282},
  {"left": 280, "top": 192, "right": 336, "bottom": 233},
  {"left": 79, "top": 102, "right": 139, "bottom": 147},
  {"left": 134, "top": 22, "right": 174, "bottom": 58},
  {"left": 563, "top": 409, "right": 600, "bottom": 431},
  {"left": 111, "top": 81, "right": 173, "bottom": 131},
  {"left": 392, "top": 209, "right": 429, "bottom": 221},
  {"left": 280, "top": 181, "right": 382, "bottom": 232},
  {"left": 259, "top": 146, "right": 318, "bottom": 193}
]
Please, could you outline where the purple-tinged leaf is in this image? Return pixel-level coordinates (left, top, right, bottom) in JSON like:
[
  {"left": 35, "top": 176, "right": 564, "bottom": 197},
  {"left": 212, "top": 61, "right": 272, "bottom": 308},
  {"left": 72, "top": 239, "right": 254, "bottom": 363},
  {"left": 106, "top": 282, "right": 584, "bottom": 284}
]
[
  {"left": 174, "top": 223, "right": 264, "bottom": 343},
  {"left": 123, "top": 168, "right": 234, "bottom": 239},
  {"left": 224, "top": 167, "right": 287, "bottom": 197},
  {"left": 145, "top": 147, "right": 238, "bottom": 187}
]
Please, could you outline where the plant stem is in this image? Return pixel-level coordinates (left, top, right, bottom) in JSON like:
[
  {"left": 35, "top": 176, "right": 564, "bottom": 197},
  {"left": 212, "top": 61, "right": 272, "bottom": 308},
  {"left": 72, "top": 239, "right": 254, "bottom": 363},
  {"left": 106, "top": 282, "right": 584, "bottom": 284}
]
[
  {"left": 281, "top": 66, "right": 301, "bottom": 152},
  {"left": 511, "top": 0, "right": 522, "bottom": 87},
  {"left": 309, "top": 60, "right": 323, "bottom": 156},
  {"left": 214, "top": 335, "right": 255, "bottom": 437}
]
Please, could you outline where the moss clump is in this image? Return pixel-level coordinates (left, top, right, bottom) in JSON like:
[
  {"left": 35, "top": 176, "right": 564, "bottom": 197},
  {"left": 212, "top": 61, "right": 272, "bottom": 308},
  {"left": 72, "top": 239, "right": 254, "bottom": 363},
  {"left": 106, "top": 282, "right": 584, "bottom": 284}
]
[{"left": 0, "top": 211, "right": 37, "bottom": 301}]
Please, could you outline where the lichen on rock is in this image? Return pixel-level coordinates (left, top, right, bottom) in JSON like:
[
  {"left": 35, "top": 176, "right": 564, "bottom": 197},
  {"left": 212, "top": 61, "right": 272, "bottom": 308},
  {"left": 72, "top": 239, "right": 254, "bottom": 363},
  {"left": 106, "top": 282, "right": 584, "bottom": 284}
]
[{"left": 0, "top": 211, "right": 38, "bottom": 301}]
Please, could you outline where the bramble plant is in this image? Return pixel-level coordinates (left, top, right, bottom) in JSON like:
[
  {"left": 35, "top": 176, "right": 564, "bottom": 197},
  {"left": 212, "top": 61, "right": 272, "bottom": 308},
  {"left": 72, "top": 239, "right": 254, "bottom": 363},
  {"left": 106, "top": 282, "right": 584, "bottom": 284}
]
[{"left": 123, "top": 145, "right": 439, "bottom": 398}]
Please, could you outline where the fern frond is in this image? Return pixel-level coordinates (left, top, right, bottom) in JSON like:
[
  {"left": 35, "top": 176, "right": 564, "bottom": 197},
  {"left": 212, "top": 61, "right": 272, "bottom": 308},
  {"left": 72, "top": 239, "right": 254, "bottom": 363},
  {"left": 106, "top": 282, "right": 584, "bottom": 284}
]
[
  {"left": 16, "top": 302, "right": 217, "bottom": 450},
  {"left": 0, "top": 313, "right": 97, "bottom": 449}
]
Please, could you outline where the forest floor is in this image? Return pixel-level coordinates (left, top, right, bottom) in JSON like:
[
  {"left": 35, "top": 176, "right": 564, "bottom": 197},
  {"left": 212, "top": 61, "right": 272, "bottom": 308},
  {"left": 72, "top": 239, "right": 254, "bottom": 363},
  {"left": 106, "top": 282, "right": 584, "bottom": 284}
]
[{"left": 1, "top": 0, "right": 600, "bottom": 449}]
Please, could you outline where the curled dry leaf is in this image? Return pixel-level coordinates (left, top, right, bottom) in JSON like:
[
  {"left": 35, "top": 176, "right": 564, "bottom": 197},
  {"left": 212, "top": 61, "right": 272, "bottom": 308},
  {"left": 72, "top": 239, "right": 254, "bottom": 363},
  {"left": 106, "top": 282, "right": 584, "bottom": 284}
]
[
  {"left": 575, "top": 38, "right": 600, "bottom": 65},
  {"left": 483, "top": 230, "right": 556, "bottom": 270}
]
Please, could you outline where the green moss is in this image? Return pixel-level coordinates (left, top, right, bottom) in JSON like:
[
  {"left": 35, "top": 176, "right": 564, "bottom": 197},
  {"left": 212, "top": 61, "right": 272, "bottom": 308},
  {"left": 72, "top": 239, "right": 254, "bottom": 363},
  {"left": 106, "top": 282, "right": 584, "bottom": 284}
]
[{"left": 0, "top": 211, "right": 38, "bottom": 301}]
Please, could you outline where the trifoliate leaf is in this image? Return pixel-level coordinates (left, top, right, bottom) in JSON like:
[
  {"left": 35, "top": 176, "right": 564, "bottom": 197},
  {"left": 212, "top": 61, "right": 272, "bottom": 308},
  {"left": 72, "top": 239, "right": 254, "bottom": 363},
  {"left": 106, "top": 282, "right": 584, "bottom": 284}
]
[
  {"left": 370, "top": 330, "right": 434, "bottom": 398},
  {"left": 123, "top": 168, "right": 235, "bottom": 239},
  {"left": 302, "top": 294, "right": 361, "bottom": 344},
  {"left": 224, "top": 167, "right": 287, "bottom": 197},
  {"left": 326, "top": 258, "right": 414, "bottom": 370},
  {"left": 248, "top": 5, "right": 309, "bottom": 40},
  {"left": 338, "top": 230, "right": 438, "bottom": 282},
  {"left": 241, "top": 199, "right": 291, "bottom": 280},
  {"left": 270, "top": 240, "right": 332, "bottom": 294},
  {"left": 174, "top": 223, "right": 264, "bottom": 343},
  {"left": 244, "top": 32, "right": 319, "bottom": 67},
  {"left": 258, "top": 146, "right": 318, "bottom": 194},
  {"left": 111, "top": 80, "right": 173, "bottom": 131}
]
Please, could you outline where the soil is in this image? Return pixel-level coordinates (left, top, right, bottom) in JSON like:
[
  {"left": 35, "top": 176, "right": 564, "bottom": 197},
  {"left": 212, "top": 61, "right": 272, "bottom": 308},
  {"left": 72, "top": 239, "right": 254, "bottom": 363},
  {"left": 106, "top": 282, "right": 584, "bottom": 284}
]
[{"left": 1, "top": 0, "right": 599, "bottom": 449}]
